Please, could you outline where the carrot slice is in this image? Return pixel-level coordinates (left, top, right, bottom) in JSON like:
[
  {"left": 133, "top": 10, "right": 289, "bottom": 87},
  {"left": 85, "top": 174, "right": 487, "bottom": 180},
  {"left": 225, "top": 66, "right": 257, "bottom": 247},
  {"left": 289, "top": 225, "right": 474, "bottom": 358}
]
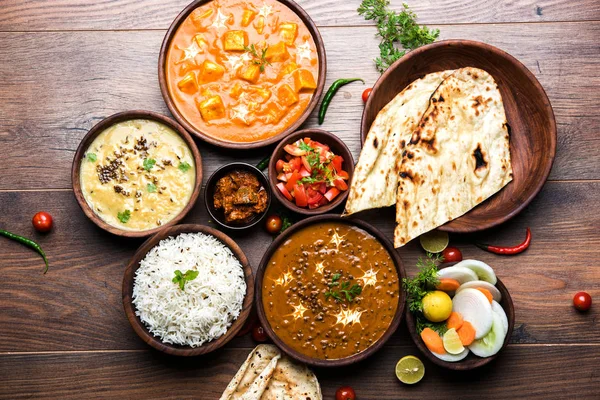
[
  {"left": 457, "top": 321, "right": 476, "bottom": 346},
  {"left": 446, "top": 312, "right": 464, "bottom": 331},
  {"left": 420, "top": 327, "right": 446, "bottom": 354},
  {"left": 436, "top": 278, "right": 461, "bottom": 292},
  {"left": 476, "top": 287, "right": 494, "bottom": 304}
]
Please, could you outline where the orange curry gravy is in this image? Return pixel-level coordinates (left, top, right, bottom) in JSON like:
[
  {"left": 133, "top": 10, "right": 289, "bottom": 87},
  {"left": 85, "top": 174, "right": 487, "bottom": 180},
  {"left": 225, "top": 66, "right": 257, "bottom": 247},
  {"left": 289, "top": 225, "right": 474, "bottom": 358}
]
[
  {"left": 166, "top": 0, "right": 319, "bottom": 144},
  {"left": 262, "top": 222, "right": 400, "bottom": 360}
]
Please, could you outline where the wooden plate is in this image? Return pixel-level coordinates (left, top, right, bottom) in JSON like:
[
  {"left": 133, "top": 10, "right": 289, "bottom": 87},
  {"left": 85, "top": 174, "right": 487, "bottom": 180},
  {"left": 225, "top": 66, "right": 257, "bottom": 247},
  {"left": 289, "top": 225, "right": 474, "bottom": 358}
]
[
  {"left": 268, "top": 129, "right": 354, "bottom": 215},
  {"left": 361, "top": 40, "right": 556, "bottom": 233},
  {"left": 122, "top": 224, "right": 254, "bottom": 356},
  {"left": 405, "top": 264, "right": 515, "bottom": 370},
  {"left": 158, "top": 0, "right": 327, "bottom": 149},
  {"left": 71, "top": 110, "right": 203, "bottom": 238},
  {"left": 255, "top": 214, "right": 406, "bottom": 367}
]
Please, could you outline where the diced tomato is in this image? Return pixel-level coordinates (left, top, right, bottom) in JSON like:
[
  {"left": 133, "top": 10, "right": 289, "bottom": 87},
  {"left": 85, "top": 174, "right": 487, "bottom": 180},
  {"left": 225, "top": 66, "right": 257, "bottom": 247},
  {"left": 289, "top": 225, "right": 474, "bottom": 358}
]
[
  {"left": 276, "top": 182, "right": 293, "bottom": 201},
  {"left": 318, "top": 196, "right": 329, "bottom": 206},
  {"left": 275, "top": 159, "right": 285, "bottom": 173},
  {"left": 301, "top": 156, "right": 312, "bottom": 172},
  {"left": 276, "top": 172, "right": 288, "bottom": 182},
  {"left": 311, "top": 140, "right": 330, "bottom": 152},
  {"left": 299, "top": 168, "right": 311, "bottom": 178},
  {"left": 331, "top": 155, "right": 344, "bottom": 173},
  {"left": 285, "top": 171, "right": 302, "bottom": 192},
  {"left": 303, "top": 137, "right": 311, "bottom": 144},
  {"left": 333, "top": 178, "right": 348, "bottom": 191},
  {"left": 284, "top": 143, "right": 307, "bottom": 157},
  {"left": 324, "top": 187, "right": 340, "bottom": 202},
  {"left": 287, "top": 157, "right": 302, "bottom": 173},
  {"left": 318, "top": 182, "right": 327, "bottom": 194},
  {"left": 294, "top": 184, "right": 308, "bottom": 207},
  {"left": 307, "top": 190, "right": 324, "bottom": 206},
  {"left": 337, "top": 170, "right": 349, "bottom": 180}
]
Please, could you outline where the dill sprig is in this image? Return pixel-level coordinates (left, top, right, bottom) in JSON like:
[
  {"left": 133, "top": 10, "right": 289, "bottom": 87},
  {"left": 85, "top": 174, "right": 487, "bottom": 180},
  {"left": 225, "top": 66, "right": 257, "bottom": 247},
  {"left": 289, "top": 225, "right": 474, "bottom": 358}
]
[
  {"left": 402, "top": 252, "right": 442, "bottom": 313},
  {"left": 358, "top": 0, "right": 440, "bottom": 73}
]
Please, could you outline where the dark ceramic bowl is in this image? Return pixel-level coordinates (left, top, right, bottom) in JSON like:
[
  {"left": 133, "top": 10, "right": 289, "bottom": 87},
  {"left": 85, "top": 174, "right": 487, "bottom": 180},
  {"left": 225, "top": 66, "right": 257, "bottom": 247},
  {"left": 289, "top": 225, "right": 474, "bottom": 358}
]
[{"left": 205, "top": 162, "right": 272, "bottom": 230}]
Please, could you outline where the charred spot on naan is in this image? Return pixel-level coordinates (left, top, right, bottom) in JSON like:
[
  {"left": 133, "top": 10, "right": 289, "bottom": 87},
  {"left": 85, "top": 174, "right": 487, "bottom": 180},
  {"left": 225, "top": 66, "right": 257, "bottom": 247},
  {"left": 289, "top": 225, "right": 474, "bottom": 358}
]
[
  {"left": 373, "top": 137, "right": 379, "bottom": 148},
  {"left": 473, "top": 144, "right": 488, "bottom": 171}
]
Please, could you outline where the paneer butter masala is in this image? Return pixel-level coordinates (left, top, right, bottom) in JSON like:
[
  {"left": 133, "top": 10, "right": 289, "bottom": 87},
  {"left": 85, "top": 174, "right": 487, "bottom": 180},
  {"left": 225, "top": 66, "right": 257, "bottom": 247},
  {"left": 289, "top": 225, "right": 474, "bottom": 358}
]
[
  {"left": 166, "top": 0, "right": 319, "bottom": 144},
  {"left": 263, "top": 222, "right": 400, "bottom": 360}
]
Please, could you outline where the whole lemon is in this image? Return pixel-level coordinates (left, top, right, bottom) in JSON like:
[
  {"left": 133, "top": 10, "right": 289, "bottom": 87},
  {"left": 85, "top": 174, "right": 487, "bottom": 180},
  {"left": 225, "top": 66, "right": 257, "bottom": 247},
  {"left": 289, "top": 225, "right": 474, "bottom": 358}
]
[{"left": 422, "top": 291, "right": 453, "bottom": 322}]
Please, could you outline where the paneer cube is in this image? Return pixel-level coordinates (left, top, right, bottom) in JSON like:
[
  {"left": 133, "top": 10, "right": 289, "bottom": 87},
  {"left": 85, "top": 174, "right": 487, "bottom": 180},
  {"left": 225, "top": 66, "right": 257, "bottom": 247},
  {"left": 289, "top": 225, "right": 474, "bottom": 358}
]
[
  {"left": 293, "top": 69, "right": 317, "bottom": 92},
  {"left": 198, "top": 60, "right": 225, "bottom": 83},
  {"left": 193, "top": 34, "right": 208, "bottom": 49},
  {"left": 191, "top": 8, "right": 214, "bottom": 29},
  {"left": 177, "top": 72, "right": 198, "bottom": 94},
  {"left": 238, "top": 64, "right": 261, "bottom": 83},
  {"left": 249, "top": 86, "right": 272, "bottom": 103},
  {"left": 264, "top": 42, "right": 289, "bottom": 63},
  {"left": 279, "top": 62, "right": 299, "bottom": 78},
  {"left": 197, "top": 95, "right": 225, "bottom": 121},
  {"left": 223, "top": 30, "right": 248, "bottom": 51},
  {"left": 229, "top": 82, "right": 243, "bottom": 99},
  {"left": 277, "top": 84, "right": 299, "bottom": 106},
  {"left": 279, "top": 22, "right": 298, "bottom": 46},
  {"left": 253, "top": 16, "right": 265, "bottom": 34},
  {"left": 241, "top": 9, "right": 256, "bottom": 27},
  {"left": 263, "top": 102, "right": 286, "bottom": 124}
]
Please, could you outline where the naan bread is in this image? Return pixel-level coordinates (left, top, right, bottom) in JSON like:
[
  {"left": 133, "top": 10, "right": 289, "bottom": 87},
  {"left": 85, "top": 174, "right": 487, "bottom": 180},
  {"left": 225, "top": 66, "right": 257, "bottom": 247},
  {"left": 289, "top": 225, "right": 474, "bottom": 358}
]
[
  {"left": 345, "top": 71, "right": 454, "bottom": 215},
  {"left": 394, "top": 67, "right": 512, "bottom": 247},
  {"left": 220, "top": 344, "right": 322, "bottom": 400}
]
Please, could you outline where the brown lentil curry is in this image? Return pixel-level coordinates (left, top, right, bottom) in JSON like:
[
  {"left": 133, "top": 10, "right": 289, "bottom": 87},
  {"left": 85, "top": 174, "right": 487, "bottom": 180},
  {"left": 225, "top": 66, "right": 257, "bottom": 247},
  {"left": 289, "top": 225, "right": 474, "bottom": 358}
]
[{"left": 262, "top": 222, "right": 400, "bottom": 360}]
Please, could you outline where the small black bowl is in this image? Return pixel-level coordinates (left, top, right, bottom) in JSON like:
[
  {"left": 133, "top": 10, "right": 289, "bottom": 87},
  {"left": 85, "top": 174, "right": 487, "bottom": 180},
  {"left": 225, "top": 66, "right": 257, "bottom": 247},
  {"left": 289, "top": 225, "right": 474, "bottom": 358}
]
[{"left": 205, "top": 163, "right": 272, "bottom": 230}]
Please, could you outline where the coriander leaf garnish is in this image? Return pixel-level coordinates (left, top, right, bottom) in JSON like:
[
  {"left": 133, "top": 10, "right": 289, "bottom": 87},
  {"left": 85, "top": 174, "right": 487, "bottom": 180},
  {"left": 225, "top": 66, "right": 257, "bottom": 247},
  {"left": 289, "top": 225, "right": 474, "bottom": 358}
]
[
  {"left": 117, "top": 209, "right": 131, "bottom": 224},
  {"left": 325, "top": 274, "right": 362, "bottom": 302},
  {"left": 86, "top": 153, "right": 97, "bottom": 162},
  {"left": 402, "top": 252, "right": 442, "bottom": 313},
  {"left": 358, "top": 1, "right": 439, "bottom": 73},
  {"left": 143, "top": 158, "right": 156, "bottom": 171},
  {"left": 178, "top": 161, "right": 191, "bottom": 172},
  {"left": 147, "top": 183, "right": 157, "bottom": 193},
  {"left": 280, "top": 216, "right": 292, "bottom": 233},
  {"left": 342, "top": 283, "right": 363, "bottom": 302},
  {"left": 244, "top": 44, "right": 272, "bottom": 72},
  {"left": 172, "top": 269, "right": 199, "bottom": 291}
]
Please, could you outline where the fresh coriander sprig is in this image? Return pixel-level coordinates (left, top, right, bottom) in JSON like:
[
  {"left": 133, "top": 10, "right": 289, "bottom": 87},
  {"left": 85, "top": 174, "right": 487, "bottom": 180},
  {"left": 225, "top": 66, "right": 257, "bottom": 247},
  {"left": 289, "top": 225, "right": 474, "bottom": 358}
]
[
  {"left": 402, "top": 252, "right": 442, "bottom": 313},
  {"left": 325, "top": 274, "right": 362, "bottom": 302},
  {"left": 244, "top": 44, "right": 272, "bottom": 72},
  {"left": 178, "top": 161, "right": 191, "bottom": 172},
  {"left": 172, "top": 269, "right": 199, "bottom": 291},
  {"left": 86, "top": 153, "right": 97, "bottom": 162},
  {"left": 358, "top": 0, "right": 439, "bottom": 73},
  {"left": 117, "top": 209, "right": 131, "bottom": 224},
  {"left": 143, "top": 158, "right": 156, "bottom": 171},
  {"left": 147, "top": 183, "right": 157, "bottom": 193}
]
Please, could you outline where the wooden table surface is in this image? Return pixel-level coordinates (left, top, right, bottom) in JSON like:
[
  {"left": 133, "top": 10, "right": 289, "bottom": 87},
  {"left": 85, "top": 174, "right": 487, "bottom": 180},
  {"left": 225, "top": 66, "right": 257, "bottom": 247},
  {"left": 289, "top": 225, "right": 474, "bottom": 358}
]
[{"left": 1, "top": 0, "right": 599, "bottom": 398}]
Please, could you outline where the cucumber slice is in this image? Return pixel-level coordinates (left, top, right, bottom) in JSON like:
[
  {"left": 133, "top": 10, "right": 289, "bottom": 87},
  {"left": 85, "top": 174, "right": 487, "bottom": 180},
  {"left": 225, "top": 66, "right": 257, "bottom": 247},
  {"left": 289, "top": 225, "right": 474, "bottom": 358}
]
[
  {"left": 452, "top": 288, "right": 493, "bottom": 339},
  {"left": 430, "top": 348, "right": 469, "bottom": 362},
  {"left": 468, "top": 312, "right": 506, "bottom": 357},
  {"left": 456, "top": 280, "right": 502, "bottom": 302},
  {"left": 491, "top": 301, "right": 509, "bottom": 335},
  {"left": 453, "top": 260, "right": 497, "bottom": 284},
  {"left": 437, "top": 266, "right": 478, "bottom": 284}
]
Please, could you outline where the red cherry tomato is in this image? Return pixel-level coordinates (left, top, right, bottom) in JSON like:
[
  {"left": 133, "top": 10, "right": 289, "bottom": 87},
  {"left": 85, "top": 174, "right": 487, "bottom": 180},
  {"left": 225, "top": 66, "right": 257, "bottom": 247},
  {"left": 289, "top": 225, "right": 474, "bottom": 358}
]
[
  {"left": 442, "top": 247, "right": 463, "bottom": 263},
  {"left": 362, "top": 88, "right": 372, "bottom": 103},
  {"left": 573, "top": 292, "right": 592, "bottom": 311},
  {"left": 32, "top": 211, "right": 53, "bottom": 233},
  {"left": 265, "top": 215, "right": 283, "bottom": 235},
  {"left": 252, "top": 325, "right": 268, "bottom": 342},
  {"left": 336, "top": 386, "right": 356, "bottom": 400}
]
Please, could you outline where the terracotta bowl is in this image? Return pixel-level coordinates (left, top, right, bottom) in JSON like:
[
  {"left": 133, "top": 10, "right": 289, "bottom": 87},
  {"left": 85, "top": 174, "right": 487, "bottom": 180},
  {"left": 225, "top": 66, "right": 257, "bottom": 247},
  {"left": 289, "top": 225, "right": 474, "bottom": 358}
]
[
  {"left": 122, "top": 224, "right": 254, "bottom": 356},
  {"left": 72, "top": 110, "right": 203, "bottom": 238},
  {"left": 158, "top": 0, "right": 327, "bottom": 149},
  {"left": 255, "top": 214, "right": 406, "bottom": 367},
  {"left": 405, "top": 264, "right": 515, "bottom": 370},
  {"left": 268, "top": 129, "right": 354, "bottom": 215},
  {"left": 204, "top": 162, "right": 272, "bottom": 230},
  {"left": 361, "top": 39, "right": 556, "bottom": 233}
]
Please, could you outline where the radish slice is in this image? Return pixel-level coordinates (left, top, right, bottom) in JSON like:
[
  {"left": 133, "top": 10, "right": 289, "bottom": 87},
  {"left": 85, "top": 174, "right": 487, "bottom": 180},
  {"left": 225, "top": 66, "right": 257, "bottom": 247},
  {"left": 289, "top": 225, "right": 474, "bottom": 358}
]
[
  {"left": 491, "top": 301, "right": 509, "bottom": 335},
  {"left": 453, "top": 260, "right": 497, "bottom": 284},
  {"left": 452, "top": 288, "right": 493, "bottom": 339},
  {"left": 437, "top": 266, "right": 478, "bottom": 284},
  {"left": 469, "top": 311, "right": 506, "bottom": 357},
  {"left": 456, "top": 280, "right": 502, "bottom": 302},
  {"left": 430, "top": 348, "right": 469, "bottom": 362}
]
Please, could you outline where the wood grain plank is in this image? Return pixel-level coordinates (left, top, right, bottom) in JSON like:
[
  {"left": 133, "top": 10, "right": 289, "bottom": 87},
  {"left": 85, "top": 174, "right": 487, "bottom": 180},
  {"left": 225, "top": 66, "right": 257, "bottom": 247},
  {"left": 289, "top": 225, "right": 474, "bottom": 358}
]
[
  {"left": 0, "top": 181, "right": 598, "bottom": 352},
  {"left": 0, "top": 23, "right": 598, "bottom": 190},
  {"left": 1, "top": 0, "right": 599, "bottom": 31},
  {"left": 1, "top": 345, "right": 599, "bottom": 399}
]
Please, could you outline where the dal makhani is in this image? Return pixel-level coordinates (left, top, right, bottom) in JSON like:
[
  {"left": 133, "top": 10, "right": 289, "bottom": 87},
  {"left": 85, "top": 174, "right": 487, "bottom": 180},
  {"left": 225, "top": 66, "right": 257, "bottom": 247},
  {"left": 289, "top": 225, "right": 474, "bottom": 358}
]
[{"left": 262, "top": 222, "right": 400, "bottom": 360}]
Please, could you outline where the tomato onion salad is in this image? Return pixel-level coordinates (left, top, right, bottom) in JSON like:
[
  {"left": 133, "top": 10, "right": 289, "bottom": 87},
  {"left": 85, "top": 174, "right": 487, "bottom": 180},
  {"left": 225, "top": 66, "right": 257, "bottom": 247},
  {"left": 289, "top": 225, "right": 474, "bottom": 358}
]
[{"left": 275, "top": 138, "right": 349, "bottom": 209}]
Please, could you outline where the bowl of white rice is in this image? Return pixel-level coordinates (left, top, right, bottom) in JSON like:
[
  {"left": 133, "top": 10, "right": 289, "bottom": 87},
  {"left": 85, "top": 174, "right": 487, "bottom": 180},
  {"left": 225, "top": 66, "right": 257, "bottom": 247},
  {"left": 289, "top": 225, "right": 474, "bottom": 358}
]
[{"left": 122, "top": 224, "right": 254, "bottom": 356}]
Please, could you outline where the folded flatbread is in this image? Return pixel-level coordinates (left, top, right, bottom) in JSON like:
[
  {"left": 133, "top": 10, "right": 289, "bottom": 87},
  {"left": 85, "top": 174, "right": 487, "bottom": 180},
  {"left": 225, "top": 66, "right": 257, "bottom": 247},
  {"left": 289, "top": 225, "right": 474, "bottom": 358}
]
[
  {"left": 394, "top": 67, "right": 512, "bottom": 247},
  {"left": 220, "top": 344, "right": 322, "bottom": 400},
  {"left": 344, "top": 70, "right": 454, "bottom": 215}
]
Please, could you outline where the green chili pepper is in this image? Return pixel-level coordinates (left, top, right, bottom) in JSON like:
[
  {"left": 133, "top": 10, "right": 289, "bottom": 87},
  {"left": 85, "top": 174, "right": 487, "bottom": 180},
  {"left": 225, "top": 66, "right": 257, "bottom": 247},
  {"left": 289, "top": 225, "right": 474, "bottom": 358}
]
[
  {"left": 318, "top": 78, "right": 365, "bottom": 124},
  {"left": 256, "top": 155, "right": 270, "bottom": 171},
  {"left": 0, "top": 229, "right": 49, "bottom": 274}
]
